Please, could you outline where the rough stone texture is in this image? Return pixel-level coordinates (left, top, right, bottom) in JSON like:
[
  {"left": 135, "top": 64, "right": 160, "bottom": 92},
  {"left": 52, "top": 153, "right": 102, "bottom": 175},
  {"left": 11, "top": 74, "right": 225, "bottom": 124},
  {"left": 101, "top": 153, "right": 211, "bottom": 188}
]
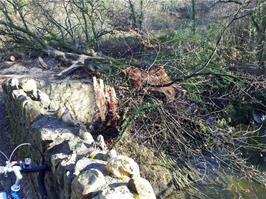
[
  {"left": 128, "top": 176, "right": 156, "bottom": 199},
  {"left": 2, "top": 78, "right": 156, "bottom": 199},
  {"left": 71, "top": 169, "right": 106, "bottom": 198},
  {"left": 40, "top": 79, "right": 96, "bottom": 125},
  {"left": 0, "top": 90, "right": 13, "bottom": 195},
  {"left": 115, "top": 139, "right": 174, "bottom": 197},
  {"left": 105, "top": 155, "right": 140, "bottom": 178},
  {"left": 93, "top": 186, "right": 134, "bottom": 199}
]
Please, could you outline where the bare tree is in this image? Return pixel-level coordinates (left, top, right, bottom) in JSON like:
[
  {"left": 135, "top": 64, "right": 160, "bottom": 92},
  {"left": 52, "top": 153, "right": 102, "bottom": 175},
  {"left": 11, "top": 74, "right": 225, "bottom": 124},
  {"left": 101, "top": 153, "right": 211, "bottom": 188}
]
[
  {"left": 127, "top": 0, "right": 145, "bottom": 30},
  {"left": 0, "top": 0, "right": 112, "bottom": 52},
  {"left": 0, "top": 0, "right": 47, "bottom": 48},
  {"left": 251, "top": 0, "right": 265, "bottom": 65},
  {"left": 191, "top": 0, "right": 196, "bottom": 33}
]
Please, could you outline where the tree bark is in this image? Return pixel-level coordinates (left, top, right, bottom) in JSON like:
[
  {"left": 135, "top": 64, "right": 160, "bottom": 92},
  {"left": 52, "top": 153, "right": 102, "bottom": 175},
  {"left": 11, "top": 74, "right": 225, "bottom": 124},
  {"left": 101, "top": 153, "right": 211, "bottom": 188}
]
[{"left": 191, "top": 0, "right": 196, "bottom": 33}]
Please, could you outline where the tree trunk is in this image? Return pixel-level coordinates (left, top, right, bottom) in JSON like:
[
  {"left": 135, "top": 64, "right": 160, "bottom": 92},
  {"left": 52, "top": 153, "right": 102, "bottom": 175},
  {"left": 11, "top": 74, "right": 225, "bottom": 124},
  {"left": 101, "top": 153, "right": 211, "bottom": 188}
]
[{"left": 191, "top": 0, "right": 196, "bottom": 33}]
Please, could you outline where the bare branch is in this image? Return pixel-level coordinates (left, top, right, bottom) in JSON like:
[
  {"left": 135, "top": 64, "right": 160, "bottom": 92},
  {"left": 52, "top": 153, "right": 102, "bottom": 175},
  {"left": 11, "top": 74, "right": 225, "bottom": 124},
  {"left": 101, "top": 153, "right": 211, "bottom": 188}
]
[{"left": 148, "top": 0, "right": 252, "bottom": 88}]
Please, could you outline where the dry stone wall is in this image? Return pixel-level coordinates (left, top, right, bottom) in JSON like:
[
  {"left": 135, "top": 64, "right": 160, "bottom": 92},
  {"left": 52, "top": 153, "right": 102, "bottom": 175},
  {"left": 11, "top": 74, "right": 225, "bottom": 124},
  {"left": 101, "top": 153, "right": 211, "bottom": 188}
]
[{"left": 3, "top": 78, "right": 156, "bottom": 199}]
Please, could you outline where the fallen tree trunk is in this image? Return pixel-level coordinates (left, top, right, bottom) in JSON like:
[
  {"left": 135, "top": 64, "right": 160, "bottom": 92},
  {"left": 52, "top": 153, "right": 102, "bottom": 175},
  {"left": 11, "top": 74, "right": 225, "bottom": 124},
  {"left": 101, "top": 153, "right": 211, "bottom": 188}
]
[{"left": 43, "top": 47, "right": 108, "bottom": 77}]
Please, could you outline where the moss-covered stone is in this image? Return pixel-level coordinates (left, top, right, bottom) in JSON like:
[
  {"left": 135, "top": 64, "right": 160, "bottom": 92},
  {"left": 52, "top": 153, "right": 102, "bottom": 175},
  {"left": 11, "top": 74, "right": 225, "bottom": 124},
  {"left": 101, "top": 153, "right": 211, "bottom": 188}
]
[
  {"left": 114, "top": 138, "right": 174, "bottom": 197},
  {"left": 40, "top": 80, "right": 96, "bottom": 125},
  {"left": 3, "top": 77, "right": 156, "bottom": 199}
]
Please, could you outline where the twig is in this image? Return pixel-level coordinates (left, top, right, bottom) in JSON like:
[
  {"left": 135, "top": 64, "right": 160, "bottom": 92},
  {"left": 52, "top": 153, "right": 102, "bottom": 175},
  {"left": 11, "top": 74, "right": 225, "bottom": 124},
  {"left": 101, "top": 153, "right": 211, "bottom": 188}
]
[
  {"left": 217, "top": 0, "right": 242, "bottom": 5},
  {"left": 148, "top": 0, "right": 251, "bottom": 88},
  {"left": 147, "top": 72, "right": 240, "bottom": 88}
]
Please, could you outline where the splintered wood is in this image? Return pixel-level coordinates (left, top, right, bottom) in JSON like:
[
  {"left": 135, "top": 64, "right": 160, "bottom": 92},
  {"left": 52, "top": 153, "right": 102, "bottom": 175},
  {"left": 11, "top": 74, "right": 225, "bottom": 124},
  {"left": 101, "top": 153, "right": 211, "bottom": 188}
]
[
  {"left": 123, "top": 66, "right": 185, "bottom": 100},
  {"left": 38, "top": 57, "right": 48, "bottom": 69},
  {"left": 93, "top": 77, "right": 119, "bottom": 126}
]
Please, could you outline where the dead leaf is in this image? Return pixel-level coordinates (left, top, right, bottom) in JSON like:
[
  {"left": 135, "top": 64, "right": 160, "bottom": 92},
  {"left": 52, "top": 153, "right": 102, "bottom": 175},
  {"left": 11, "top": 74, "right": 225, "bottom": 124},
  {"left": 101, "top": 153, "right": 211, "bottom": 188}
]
[
  {"left": 123, "top": 66, "right": 185, "bottom": 100},
  {"left": 123, "top": 67, "right": 143, "bottom": 89}
]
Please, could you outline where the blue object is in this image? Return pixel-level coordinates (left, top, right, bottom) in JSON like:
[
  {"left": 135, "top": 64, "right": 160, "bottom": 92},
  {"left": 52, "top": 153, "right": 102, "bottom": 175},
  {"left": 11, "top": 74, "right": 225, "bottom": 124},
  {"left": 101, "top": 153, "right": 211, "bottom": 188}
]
[{"left": 11, "top": 191, "right": 21, "bottom": 199}]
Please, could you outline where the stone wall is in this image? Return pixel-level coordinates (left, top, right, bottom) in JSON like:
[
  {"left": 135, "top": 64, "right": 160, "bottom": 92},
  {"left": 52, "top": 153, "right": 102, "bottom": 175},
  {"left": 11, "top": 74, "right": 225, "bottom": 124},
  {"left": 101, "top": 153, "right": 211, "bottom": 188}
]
[{"left": 3, "top": 78, "right": 156, "bottom": 199}]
